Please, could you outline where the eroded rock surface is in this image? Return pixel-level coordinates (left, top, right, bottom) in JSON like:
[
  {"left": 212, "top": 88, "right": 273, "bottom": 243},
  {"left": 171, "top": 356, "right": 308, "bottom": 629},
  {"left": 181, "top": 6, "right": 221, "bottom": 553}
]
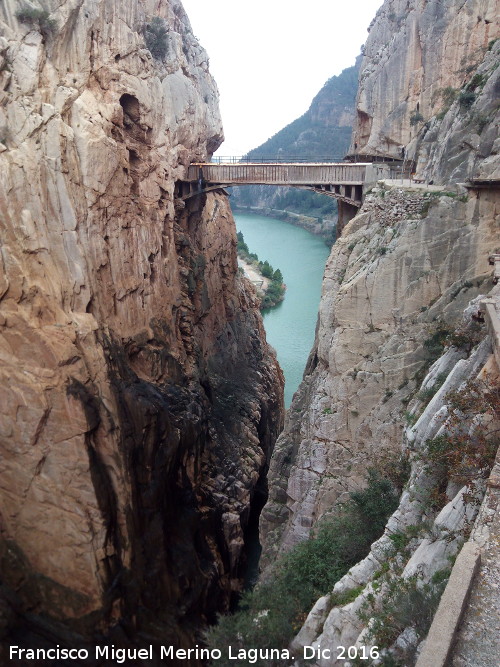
[
  {"left": 261, "top": 185, "right": 497, "bottom": 560},
  {"left": 0, "top": 0, "right": 283, "bottom": 654},
  {"left": 350, "top": 0, "right": 499, "bottom": 175}
]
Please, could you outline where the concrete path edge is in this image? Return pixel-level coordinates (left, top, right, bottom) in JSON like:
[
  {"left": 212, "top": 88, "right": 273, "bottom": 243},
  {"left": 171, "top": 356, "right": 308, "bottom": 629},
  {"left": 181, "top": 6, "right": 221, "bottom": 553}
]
[{"left": 415, "top": 541, "right": 481, "bottom": 667}]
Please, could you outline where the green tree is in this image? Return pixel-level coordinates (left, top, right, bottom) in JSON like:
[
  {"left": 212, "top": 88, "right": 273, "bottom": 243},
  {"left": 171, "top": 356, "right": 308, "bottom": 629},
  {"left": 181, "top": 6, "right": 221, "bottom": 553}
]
[
  {"left": 260, "top": 261, "right": 274, "bottom": 279},
  {"left": 237, "top": 231, "right": 249, "bottom": 254},
  {"left": 16, "top": 7, "right": 57, "bottom": 36},
  {"left": 145, "top": 17, "right": 168, "bottom": 60}
]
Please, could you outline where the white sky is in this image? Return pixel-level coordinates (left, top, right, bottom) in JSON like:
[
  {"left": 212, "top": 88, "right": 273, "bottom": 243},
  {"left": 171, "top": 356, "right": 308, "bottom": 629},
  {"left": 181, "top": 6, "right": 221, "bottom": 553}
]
[{"left": 181, "top": 0, "right": 383, "bottom": 156}]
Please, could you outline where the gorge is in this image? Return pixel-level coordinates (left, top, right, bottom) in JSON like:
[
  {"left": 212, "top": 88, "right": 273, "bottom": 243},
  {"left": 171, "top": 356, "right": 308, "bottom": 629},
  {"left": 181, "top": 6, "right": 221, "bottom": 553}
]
[{"left": 1, "top": 0, "right": 499, "bottom": 666}]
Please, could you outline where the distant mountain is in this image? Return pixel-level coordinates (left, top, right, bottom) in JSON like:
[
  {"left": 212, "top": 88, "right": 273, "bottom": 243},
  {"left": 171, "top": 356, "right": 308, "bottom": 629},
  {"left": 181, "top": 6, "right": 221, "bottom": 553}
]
[
  {"left": 231, "top": 58, "right": 360, "bottom": 239},
  {"left": 247, "top": 58, "right": 359, "bottom": 160}
]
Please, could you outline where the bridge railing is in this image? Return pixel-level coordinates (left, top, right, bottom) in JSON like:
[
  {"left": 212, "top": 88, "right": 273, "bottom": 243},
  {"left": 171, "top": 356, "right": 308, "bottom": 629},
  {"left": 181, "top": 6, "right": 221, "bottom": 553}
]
[
  {"left": 186, "top": 163, "right": 367, "bottom": 186},
  {"left": 208, "top": 155, "right": 407, "bottom": 165},
  {"left": 208, "top": 156, "right": 346, "bottom": 164}
]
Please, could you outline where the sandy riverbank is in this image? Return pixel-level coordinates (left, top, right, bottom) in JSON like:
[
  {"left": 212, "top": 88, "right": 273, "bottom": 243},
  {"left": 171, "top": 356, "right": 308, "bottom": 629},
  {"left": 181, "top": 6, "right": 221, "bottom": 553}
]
[{"left": 237, "top": 257, "right": 270, "bottom": 290}]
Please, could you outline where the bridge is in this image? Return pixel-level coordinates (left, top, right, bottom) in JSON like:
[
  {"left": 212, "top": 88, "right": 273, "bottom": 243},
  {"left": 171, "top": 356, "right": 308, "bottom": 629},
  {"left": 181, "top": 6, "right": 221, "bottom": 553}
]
[{"left": 181, "top": 159, "right": 395, "bottom": 231}]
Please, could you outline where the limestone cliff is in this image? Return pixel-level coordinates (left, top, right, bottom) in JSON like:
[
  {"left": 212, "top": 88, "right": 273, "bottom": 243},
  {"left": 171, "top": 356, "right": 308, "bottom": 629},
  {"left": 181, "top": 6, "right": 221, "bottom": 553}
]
[
  {"left": 261, "top": 185, "right": 498, "bottom": 559},
  {"left": 260, "top": 0, "right": 499, "bottom": 620},
  {"left": 291, "top": 319, "right": 500, "bottom": 665},
  {"left": 0, "top": 0, "right": 283, "bottom": 656},
  {"left": 350, "top": 0, "right": 499, "bottom": 172}
]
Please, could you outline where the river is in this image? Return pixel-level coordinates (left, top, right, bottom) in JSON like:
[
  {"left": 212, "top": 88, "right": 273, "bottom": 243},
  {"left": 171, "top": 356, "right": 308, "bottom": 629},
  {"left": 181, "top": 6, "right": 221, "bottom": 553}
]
[{"left": 234, "top": 212, "right": 330, "bottom": 408}]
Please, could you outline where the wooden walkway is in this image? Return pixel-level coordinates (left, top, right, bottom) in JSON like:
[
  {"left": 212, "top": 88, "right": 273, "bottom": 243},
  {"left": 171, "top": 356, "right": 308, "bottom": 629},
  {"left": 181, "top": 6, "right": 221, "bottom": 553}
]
[{"left": 183, "top": 162, "right": 373, "bottom": 207}]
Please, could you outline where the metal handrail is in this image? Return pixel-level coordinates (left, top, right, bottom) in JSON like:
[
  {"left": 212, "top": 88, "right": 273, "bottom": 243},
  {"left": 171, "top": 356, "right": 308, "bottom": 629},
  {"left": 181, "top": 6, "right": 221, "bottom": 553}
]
[
  {"left": 209, "top": 156, "right": 346, "bottom": 164},
  {"left": 208, "top": 155, "right": 407, "bottom": 165}
]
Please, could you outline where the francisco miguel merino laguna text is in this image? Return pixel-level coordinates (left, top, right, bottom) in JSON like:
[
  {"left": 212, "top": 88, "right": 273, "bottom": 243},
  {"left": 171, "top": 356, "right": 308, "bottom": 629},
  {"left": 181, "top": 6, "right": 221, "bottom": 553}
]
[
  {"left": 9, "top": 645, "right": 293, "bottom": 663},
  {"left": 10, "top": 644, "right": 381, "bottom": 662}
]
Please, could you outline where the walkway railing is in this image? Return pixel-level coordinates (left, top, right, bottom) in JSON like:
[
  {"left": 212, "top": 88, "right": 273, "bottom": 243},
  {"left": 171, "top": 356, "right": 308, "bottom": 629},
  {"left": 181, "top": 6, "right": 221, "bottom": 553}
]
[
  {"left": 208, "top": 155, "right": 406, "bottom": 165},
  {"left": 208, "top": 156, "right": 346, "bottom": 164},
  {"left": 186, "top": 163, "right": 368, "bottom": 187}
]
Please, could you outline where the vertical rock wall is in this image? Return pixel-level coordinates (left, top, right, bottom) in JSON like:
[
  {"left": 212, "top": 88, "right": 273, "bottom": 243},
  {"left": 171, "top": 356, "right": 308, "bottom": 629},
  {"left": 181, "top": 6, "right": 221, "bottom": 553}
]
[
  {"left": 261, "top": 0, "right": 499, "bottom": 563},
  {"left": 0, "top": 0, "right": 283, "bottom": 652},
  {"left": 261, "top": 187, "right": 497, "bottom": 561},
  {"left": 350, "top": 0, "right": 499, "bottom": 169},
  {"left": 258, "top": 0, "right": 499, "bottom": 661}
]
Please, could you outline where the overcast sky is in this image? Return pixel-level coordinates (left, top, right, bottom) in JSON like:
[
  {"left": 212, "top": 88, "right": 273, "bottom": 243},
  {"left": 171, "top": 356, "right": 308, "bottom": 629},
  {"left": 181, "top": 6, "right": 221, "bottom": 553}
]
[{"left": 181, "top": 0, "right": 383, "bottom": 156}]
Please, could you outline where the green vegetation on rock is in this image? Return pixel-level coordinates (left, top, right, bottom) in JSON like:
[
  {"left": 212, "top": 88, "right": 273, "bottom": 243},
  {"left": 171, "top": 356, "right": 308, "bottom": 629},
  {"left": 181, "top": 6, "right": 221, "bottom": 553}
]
[
  {"left": 236, "top": 232, "right": 285, "bottom": 310},
  {"left": 207, "top": 467, "right": 403, "bottom": 665},
  {"left": 16, "top": 6, "right": 57, "bottom": 35},
  {"left": 144, "top": 17, "right": 168, "bottom": 60}
]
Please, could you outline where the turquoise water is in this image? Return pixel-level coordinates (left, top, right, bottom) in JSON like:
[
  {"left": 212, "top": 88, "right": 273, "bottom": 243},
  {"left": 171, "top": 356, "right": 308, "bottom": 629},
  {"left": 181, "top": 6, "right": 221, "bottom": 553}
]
[{"left": 234, "top": 213, "right": 330, "bottom": 408}]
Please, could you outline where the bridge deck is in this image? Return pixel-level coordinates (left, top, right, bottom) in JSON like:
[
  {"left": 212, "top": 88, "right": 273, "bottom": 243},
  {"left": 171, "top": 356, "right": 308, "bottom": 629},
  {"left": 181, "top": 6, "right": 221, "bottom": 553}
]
[{"left": 186, "top": 162, "right": 369, "bottom": 186}]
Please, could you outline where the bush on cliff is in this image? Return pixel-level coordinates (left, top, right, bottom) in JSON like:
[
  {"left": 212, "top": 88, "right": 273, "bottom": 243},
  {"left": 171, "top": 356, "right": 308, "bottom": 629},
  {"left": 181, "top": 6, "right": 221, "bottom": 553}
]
[
  {"left": 145, "top": 17, "right": 168, "bottom": 60},
  {"left": 207, "top": 468, "right": 401, "bottom": 664},
  {"left": 16, "top": 7, "right": 57, "bottom": 35}
]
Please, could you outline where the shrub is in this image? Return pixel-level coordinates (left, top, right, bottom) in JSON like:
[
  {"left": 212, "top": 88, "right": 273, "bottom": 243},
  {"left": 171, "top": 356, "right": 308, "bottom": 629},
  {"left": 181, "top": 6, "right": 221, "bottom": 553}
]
[
  {"left": 144, "top": 16, "right": 168, "bottom": 60},
  {"left": 375, "top": 452, "right": 411, "bottom": 493},
  {"left": 446, "top": 321, "right": 484, "bottom": 354},
  {"left": 16, "top": 7, "right": 57, "bottom": 35},
  {"left": 410, "top": 111, "right": 424, "bottom": 126},
  {"left": 330, "top": 585, "right": 365, "bottom": 607},
  {"left": 423, "top": 322, "right": 452, "bottom": 360},
  {"left": 417, "top": 371, "right": 448, "bottom": 405},
  {"left": 404, "top": 410, "right": 418, "bottom": 426},
  {"left": 472, "top": 112, "right": 490, "bottom": 133},
  {"left": 441, "top": 86, "right": 458, "bottom": 107},
  {"left": 350, "top": 469, "right": 400, "bottom": 540},
  {"left": 466, "top": 73, "right": 487, "bottom": 91},
  {"left": 435, "top": 87, "right": 458, "bottom": 120},
  {"left": 425, "top": 377, "right": 499, "bottom": 490},
  {"left": 360, "top": 571, "right": 449, "bottom": 649},
  {"left": 458, "top": 90, "right": 476, "bottom": 110}
]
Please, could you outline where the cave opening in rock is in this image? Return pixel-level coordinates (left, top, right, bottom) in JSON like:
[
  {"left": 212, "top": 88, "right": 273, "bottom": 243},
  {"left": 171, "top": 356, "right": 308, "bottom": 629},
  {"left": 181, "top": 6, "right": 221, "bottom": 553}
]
[{"left": 119, "top": 93, "right": 140, "bottom": 123}]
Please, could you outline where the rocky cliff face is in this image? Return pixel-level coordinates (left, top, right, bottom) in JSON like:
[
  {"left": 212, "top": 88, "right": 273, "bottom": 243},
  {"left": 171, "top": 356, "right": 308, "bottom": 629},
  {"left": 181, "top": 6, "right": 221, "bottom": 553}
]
[
  {"left": 350, "top": 0, "right": 499, "bottom": 170},
  {"left": 257, "top": 1, "right": 500, "bottom": 663},
  {"left": 261, "top": 185, "right": 498, "bottom": 560},
  {"left": 0, "top": 0, "right": 283, "bottom": 655},
  {"left": 260, "top": 0, "right": 499, "bottom": 627},
  {"left": 291, "top": 323, "right": 499, "bottom": 665}
]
